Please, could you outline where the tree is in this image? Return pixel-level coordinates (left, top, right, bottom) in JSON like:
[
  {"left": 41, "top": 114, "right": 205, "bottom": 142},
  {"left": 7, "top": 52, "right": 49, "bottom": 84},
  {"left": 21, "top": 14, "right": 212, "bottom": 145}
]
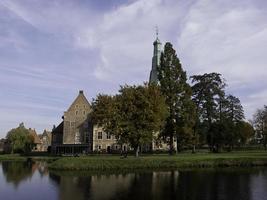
[
  {"left": 222, "top": 95, "right": 245, "bottom": 150},
  {"left": 191, "top": 73, "right": 226, "bottom": 151},
  {"left": 253, "top": 106, "right": 267, "bottom": 150},
  {"left": 6, "top": 123, "right": 34, "bottom": 154},
  {"left": 92, "top": 84, "right": 168, "bottom": 157},
  {"left": 91, "top": 94, "right": 124, "bottom": 145},
  {"left": 157, "top": 42, "right": 195, "bottom": 154},
  {"left": 236, "top": 121, "right": 254, "bottom": 145},
  {"left": 225, "top": 95, "right": 245, "bottom": 123}
]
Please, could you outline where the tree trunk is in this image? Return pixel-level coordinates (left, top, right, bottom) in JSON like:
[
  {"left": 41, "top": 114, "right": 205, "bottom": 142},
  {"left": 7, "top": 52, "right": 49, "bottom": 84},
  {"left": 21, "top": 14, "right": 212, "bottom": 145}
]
[
  {"left": 135, "top": 146, "right": 139, "bottom": 157},
  {"left": 169, "top": 135, "right": 174, "bottom": 155},
  {"left": 192, "top": 144, "right": 196, "bottom": 154}
]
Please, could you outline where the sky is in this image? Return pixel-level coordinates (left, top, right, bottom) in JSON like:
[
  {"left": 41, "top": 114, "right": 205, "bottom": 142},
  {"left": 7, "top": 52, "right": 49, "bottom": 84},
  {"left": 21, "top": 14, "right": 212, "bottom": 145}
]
[{"left": 0, "top": 0, "right": 266, "bottom": 137}]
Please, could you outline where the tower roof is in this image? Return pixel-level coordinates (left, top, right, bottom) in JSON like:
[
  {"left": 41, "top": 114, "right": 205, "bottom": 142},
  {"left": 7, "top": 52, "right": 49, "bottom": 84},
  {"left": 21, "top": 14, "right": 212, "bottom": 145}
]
[{"left": 153, "top": 37, "right": 161, "bottom": 45}]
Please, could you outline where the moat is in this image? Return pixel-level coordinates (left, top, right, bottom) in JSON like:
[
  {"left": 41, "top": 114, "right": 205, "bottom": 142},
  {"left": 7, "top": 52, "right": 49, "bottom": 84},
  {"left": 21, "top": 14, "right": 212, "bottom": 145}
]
[{"left": 1, "top": 161, "right": 267, "bottom": 200}]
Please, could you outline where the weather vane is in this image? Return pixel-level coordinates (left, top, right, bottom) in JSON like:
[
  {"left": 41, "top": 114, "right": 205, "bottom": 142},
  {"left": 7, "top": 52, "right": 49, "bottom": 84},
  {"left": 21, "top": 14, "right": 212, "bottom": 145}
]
[{"left": 155, "top": 25, "right": 159, "bottom": 38}]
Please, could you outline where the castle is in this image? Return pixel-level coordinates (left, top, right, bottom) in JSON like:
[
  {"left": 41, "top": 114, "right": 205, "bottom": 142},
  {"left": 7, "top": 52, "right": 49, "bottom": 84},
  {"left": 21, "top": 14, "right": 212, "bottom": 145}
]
[{"left": 51, "top": 36, "right": 168, "bottom": 154}]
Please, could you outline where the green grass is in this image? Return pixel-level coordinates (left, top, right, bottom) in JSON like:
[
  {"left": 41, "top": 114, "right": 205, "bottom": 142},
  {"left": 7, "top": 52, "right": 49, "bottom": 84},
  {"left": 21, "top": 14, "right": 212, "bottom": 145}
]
[
  {"left": 0, "top": 154, "right": 60, "bottom": 162},
  {"left": 48, "top": 151, "right": 267, "bottom": 171},
  {"left": 0, "top": 154, "right": 27, "bottom": 161},
  {"left": 1, "top": 151, "right": 267, "bottom": 171}
]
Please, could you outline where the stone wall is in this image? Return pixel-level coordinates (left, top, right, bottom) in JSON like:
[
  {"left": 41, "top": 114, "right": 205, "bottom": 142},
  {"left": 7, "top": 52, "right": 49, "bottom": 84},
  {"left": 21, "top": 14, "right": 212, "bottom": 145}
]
[
  {"left": 92, "top": 126, "right": 118, "bottom": 152},
  {"left": 63, "top": 91, "right": 92, "bottom": 145}
]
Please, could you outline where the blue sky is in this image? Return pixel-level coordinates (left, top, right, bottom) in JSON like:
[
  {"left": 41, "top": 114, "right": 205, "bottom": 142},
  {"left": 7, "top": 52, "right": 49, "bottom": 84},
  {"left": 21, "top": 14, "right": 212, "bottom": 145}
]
[{"left": 0, "top": 0, "right": 267, "bottom": 137}]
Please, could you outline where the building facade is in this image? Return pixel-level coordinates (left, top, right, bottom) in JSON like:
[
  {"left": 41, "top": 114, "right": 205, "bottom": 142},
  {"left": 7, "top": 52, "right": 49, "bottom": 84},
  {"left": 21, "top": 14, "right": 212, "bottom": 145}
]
[{"left": 51, "top": 91, "right": 118, "bottom": 154}]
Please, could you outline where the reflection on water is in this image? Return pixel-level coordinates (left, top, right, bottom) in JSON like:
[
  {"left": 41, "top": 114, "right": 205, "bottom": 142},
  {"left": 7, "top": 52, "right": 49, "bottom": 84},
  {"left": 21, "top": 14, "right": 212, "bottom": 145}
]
[{"left": 1, "top": 161, "right": 267, "bottom": 200}]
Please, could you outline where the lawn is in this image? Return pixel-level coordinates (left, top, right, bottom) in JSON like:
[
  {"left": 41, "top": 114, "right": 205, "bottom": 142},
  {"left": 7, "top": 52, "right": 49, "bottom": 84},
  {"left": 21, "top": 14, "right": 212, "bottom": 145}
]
[
  {"left": 1, "top": 151, "right": 267, "bottom": 171},
  {"left": 48, "top": 151, "right": 267, "bottom": 171}
]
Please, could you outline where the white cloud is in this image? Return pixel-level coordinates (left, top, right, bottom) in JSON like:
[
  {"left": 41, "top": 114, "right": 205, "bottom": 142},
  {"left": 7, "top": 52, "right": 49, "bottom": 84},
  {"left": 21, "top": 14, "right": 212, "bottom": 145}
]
[{"left": 0, "top": 0, "right": 266, "bottom": 136}]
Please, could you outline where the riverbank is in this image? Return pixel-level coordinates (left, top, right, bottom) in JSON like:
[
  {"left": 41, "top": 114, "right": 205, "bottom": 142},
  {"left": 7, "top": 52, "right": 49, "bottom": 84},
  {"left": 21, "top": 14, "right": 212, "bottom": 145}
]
[
  {"left": 0, "top": 154, "right": 59, "bottom": 162},
  {"left": 1, "top": 151, "right": 267, "bottom": 171},
  {"left": 48, "top": 151, "right": 267, "bottom": 171}
]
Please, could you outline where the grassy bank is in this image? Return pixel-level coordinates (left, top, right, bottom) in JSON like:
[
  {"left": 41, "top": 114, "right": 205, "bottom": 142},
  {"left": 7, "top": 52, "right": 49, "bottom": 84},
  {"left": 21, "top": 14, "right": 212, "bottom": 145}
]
[
  {"left": 48, "top": 151, "right": 267, "bottom": 171},
  {"left": 1, "top": 151, "right": 267, "bottom": 171},
  {"left": 0, "top": 154, "right": 59, "bottom": 162},
  {"left": 0, "top": 154, "right": 27, "bottom": 161}
]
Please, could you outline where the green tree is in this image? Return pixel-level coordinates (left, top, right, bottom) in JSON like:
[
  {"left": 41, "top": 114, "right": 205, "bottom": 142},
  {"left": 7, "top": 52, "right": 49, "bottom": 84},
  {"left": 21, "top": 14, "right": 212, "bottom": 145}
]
[
  {"left": 158, "top": 42, "right": 195, "bottom": 154},
  {"left": 91, "top": 94, "right": 124, "bottom": 144},
  {"left": 223, "top": 95, "right": 245, "bottom": 150},
  {"left": 92, "top": 84, "right": 168, "bottom": 157},
  {"left": 225, "top": 95, "right": 245, "bottom": 123},
  {"left": 236, "top": 121, "right": 254, "bottom": 145},
  {"left": 191, "top": 73, "right": 226, "bottom": 151},
  {"left": 253, "top": 106, "right": 267, "bottom": 150},
  {"left": 6, "top": 123, "right": 34, "bottom": 154}
]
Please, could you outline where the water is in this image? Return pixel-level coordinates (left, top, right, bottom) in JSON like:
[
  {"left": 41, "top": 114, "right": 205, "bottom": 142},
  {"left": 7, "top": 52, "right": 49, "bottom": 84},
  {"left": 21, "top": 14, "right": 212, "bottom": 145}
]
[{"left": 1, "top": 161, "right": 267, "bottom": 200}]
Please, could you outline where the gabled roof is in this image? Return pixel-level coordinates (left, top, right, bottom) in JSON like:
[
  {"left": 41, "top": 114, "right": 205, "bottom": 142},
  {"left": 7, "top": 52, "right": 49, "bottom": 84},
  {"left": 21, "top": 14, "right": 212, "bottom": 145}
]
[
  {"left": 67, "top": 90, "right": 91, "bottom": 112},
  {"left": 40, "top": 130, "right": 52, "bottom": 142},
  {"left": 28, "top": 129, "right": 42, "bottom": 144}
]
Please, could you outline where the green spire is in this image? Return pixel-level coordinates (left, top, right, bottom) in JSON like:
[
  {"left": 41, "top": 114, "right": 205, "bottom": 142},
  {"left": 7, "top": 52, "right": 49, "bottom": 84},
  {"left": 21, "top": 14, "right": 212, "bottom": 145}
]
[{"left": 149, "top": 29, "right": 162, "bottom": 84}]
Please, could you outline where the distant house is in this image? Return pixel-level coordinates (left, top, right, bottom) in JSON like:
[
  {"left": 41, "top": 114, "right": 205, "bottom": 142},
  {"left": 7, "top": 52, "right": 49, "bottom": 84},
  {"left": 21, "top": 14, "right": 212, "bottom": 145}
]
[
  {"left": 28, "top": 128, "right": 42, "bottom": 151},
  {"left": 39, "top": 130, "right": 52, "bottom": 152},
  {"left": 28, "top": 128, "right": 52, "bottom": 152}
]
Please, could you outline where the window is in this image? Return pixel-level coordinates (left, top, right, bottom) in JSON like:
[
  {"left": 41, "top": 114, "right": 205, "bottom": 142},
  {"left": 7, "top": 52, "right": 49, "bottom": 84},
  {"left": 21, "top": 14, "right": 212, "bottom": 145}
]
[
  {"left": 76, "top": 105, "right": 79, "bottom": 108},
  {"left": 75, "top": 111, "right": 78, "bottom": 115},
  {"left": 106, "top": 132, "right": 111, "bottom": 140},
  {"left": 83, "top": 111, "right": 86, "bottom": 115},
  {"left": 97, "top": 132, "right": 102, "bottom": 140},
  {"left": 85, "top": 132, "right": 89, "bottom": 143},
  {"left": 98, "top": 145, "right": 101, "bottom": 150},
  {"left": 75, "top": 132, "right": 80, "bottom": 144}
]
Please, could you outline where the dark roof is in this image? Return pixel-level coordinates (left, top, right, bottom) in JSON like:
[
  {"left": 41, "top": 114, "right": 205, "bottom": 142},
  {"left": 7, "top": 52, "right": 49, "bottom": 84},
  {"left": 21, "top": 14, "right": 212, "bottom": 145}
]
[{"left": 52, "top": 121, "right": 64, "bottom": 135}]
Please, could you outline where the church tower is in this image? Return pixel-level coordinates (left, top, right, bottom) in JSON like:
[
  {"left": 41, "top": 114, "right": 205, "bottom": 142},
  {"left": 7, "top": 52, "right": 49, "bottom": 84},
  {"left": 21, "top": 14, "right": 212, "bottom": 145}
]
[{"left": 149, "top": 32, "right": 162, "bottom": 84}]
